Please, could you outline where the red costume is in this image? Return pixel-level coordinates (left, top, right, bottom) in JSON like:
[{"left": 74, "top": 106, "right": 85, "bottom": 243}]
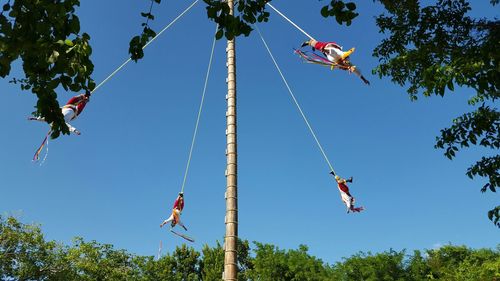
[
  {"left": 173, "top": 196, "right": 184, "bottom": 212},
  {"left": 337, "top": 181, "right": 352, "bottom": 197},
  {"left": 312, "top": 41, "right": 342, "bottom": 52},
  {"left": 160, "top": 194, "right": 187, "bottom": 231},
  {"left": 62, "top": 94, "right": 89, "bottom": 120},
  {"left": 334, "top": 175, "right": 364, "bottom": 213}
]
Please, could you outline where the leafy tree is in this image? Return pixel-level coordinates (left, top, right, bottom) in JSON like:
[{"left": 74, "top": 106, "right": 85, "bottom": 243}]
[
  {"left": 247, "top": 242, "right": 334, "bottom": 281},
  {"left": 170, "top": 244, "right": 201, "bottom": 281},
  {"left": 66, "top": 237, "right": 138, "bottom": 281},
  {"left": 406, "top": 250, "right": 431, "bottom": 281},
  {"left": 200, "top": 241, "right": 225, "bottom": 281},
  {"left": 200, "top": 239, "right": 252, "bottom": 281},
  {"left": 0, "top": 216, "right": 74, "bottom": 280},
  {"left": 373, "top": 0, "right": 499, "bottom": 226},
  {"left": 330, "top": 249, "right": 408, "bottom": 281},
  {"left": 129, "top": 255, "right": 162, "bottom": 281},
  {"left": 0, "top": 0, "right": 95, "bottom": 138},
  {"left": 425, "top": 245, "right": 500, "bottom": 280},
  {"left": 134, "top": 248, "right": 201, "bottom": 281},
  {"left": 236, "top": 239, "right": 253, "bottom": 280},
  {"left": 2, "top": 216, "right": 500, "bottom": 280}
]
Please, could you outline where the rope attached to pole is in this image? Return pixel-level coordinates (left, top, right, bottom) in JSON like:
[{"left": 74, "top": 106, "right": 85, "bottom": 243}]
[
  {"left": 92, "top": 0, "right": 200, "bottom": 94},
  {"left": 255, "top": 25, "right": 336, "bottom": 175},
  {"left": 179, "top": 24, "right": 218, "bottom": 194},
  {"left": 266, "top": 3, "right": 315, "bottom": 40}
]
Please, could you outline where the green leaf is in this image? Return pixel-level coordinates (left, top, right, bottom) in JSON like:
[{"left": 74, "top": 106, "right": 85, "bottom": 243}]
[
  {"left": 215, "top": 29, "right": 223, "bottom": 40},
  {"left": 447, "top": 80, "right": 454, "bottom": 91},
  {"left": 64, "top": 39, "right": 74, "bottom": 47},
  {"left": 207, "top": 7, "right": 217, "bottom": 18},
  {"left": 346, "top": 2, "right": 356, "bottom": 11},
  {"left": 335, "top": 15, "right": 342, "bottom": 25},
  {"left": 320, "top": 6, "right": 329, "bottom": 17},
  {"left": 69, "top": 15, "right": 80, "bottom": 33},
  {"left": 48, "top": 78, "right": 60, "bottom": 90},
  {"left": 88, "top": 80, "right": 96, "bottom": 91}
]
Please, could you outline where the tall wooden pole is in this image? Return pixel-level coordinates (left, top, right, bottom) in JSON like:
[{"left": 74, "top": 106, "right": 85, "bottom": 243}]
[{"left": 223, "top": 0, "right": 238, "bottom": 280}]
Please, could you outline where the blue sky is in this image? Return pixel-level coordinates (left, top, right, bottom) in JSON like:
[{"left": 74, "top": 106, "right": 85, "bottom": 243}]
[{"left": 0, "top": 0, "right": 498, "bottom": 264}]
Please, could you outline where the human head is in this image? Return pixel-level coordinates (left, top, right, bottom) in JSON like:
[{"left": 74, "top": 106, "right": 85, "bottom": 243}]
[
  {"left": 179, "top": 192, "right": 184, "bottom": 198},
  {"left": 335, "top": 175, "right": 340, "bottom": 181}
]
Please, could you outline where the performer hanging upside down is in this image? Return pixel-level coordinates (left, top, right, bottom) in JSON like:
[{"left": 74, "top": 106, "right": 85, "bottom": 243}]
[
  {"left": 297, "top": 38, "right": 370, "bottom": 85},
  {"left": 330, "top": 172, "right": 364, "bottom": 213},
  {"left": 29, "top": 91, "right": 91, "bottom": 161},
  {"left": 160, "top": 192, "right": 188, "bottom": 231},
  {"left": 29, "top": 91, "right": 91, "bottom": 135}
]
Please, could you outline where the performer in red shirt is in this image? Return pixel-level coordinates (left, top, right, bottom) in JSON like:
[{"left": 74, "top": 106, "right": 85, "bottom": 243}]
[
  {"left": 301, "top": 39, "right": 355, "bottom": 64},
  {"left": 331, "top": 172, "right": 364, "bottom": 213},
  {"left": 29, "top": 91, "right": 91, "bottom": 135},
  {"left": 297, "top": 38, "right": 369, "bottom": 85},
  {"left": 160, "top": 192, "right": 187, "bottom": 230}
]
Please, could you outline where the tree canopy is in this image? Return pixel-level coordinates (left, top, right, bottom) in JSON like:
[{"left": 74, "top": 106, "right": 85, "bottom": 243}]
[
  {"left": 1, "top": 216, "right": 499, "bottom": 280},
  {"left": 372, "top": 0, "right": 499, "bottom": 226}
]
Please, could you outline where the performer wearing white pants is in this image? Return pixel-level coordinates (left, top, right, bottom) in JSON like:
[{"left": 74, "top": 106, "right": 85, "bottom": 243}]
[{"left": 29, "top": 92, "right": 90, "bottom": 135}]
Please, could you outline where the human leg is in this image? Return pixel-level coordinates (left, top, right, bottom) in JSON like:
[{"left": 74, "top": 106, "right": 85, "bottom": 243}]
[
  {"left": 61, "top": 108, "right": 80, "bottom": 135},
  {"left": 177, "top": 220, "right": 188, "bottom": 231},
  {"left": 340, "top": 192, "right": 353, "bottom": 210},
  {"left": 325, "top": 45, "right": 355, "bottom": 62}
]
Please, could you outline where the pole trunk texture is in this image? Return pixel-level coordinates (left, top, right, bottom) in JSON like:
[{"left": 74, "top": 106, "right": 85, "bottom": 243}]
[{"left": 223, "top": 0, "right": 238, "bottom": 280}]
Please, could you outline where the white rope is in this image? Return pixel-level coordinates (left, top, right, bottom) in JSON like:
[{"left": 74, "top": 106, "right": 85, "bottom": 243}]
[
  {"left": 92, "top": 0, "right": 200, "bottom": 94},
  {"left": 255, "top": 25, "right": 336, "bottom": 175},
  {"left": 156, "top": 240, "right": 162, "bottom": 260},
  {"left": 180, "top": 24, "right": 218, "bottom": 194},
  {"left": 266, "top": 3, "right": 315, "bottom": 40}
]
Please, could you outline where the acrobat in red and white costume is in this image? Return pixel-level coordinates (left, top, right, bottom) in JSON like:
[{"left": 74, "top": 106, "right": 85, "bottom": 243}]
[
  {"left": 302, "top": 39, "right": 355, "bottom": 63},
  {"left": 29, "top": 92, "right": 90, "bottom": 135},
  {"left": 160, "top": 192, "right": 187, "bottom": 231},
  {"left": 332, "top": 173, "right": 364, "bottom": 213}
]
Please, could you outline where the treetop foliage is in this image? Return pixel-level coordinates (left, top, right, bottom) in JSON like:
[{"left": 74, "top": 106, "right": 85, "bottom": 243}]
[
  {"left": 371, "top": 0, "right": 499, "bottom": 226},
  {"left": 1, "top": 216, "right": 499, "bottom": 281}
]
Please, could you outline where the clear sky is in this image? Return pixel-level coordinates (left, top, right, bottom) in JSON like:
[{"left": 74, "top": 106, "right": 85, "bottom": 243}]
[{"left": 0, "top": 0, "right": 498, "bottom": 264}]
